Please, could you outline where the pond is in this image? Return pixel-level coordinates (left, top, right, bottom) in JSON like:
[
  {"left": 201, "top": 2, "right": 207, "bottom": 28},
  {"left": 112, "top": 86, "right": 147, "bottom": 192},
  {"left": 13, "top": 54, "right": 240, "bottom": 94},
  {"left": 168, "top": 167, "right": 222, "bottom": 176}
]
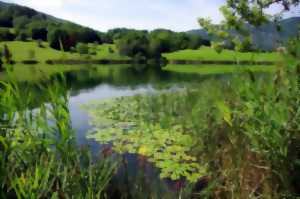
[{"left": 1, "top": 64, "right": 275, "bottom": 198}]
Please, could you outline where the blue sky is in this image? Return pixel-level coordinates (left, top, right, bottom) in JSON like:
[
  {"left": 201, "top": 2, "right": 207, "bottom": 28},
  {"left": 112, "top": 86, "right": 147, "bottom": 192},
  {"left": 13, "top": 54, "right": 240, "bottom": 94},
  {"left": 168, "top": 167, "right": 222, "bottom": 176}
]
[{"left": 3, "top": 0, "right": 300, "bottom": 32}]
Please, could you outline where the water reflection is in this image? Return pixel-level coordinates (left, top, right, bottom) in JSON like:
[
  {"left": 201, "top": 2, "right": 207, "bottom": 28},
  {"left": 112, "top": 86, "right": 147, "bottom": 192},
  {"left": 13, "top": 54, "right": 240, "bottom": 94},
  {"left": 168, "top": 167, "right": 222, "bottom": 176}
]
[{"left": 0, "top": 64, "right": 234, "bottom": 198}]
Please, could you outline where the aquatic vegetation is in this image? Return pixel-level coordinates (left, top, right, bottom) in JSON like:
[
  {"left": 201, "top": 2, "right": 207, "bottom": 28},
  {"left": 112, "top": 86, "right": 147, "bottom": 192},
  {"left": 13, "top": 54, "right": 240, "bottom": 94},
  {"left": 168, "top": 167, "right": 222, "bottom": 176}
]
[
  {"left": 84, "top": 64, "right": 300, "bottom": 198},
  {"left": 83, "top": 95, "right": 208, "bottom": 183}
]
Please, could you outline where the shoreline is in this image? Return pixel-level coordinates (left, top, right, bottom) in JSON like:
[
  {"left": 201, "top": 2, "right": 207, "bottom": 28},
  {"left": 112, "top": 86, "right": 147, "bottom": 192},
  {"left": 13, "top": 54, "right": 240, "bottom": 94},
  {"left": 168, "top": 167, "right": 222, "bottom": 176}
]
[{"left": 7, "top": 59, "right": 276, "bottom": 65}]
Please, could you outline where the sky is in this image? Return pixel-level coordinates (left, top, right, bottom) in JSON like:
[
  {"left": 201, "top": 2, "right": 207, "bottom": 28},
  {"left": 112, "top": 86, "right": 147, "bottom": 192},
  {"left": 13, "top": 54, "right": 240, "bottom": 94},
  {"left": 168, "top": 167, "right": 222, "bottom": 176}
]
[{"left": 3, "top": 0, "right": 300, "bottom": 32}]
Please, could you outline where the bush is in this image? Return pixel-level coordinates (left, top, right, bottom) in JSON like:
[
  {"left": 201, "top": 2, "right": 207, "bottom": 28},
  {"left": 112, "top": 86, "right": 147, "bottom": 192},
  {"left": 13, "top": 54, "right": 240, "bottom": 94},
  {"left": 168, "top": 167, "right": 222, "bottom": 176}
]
[
  {"left": 2, "top": 44, "right": 12, "bottom": 63},
  {"left": 0, "top": 29, "right": 16, "bottom": 41},
  {"left": 31, "top": 27, "right": 48, "bottom": 41},
  {"left": 27, "top": 49, "right": 35, "bottom": 60},
  {"left": 108, "top": 47, "right": 114, "bottom": 53},
  {"left": 0, "top": 12, "right": 13, "bottom": 27},
  {"left": 287, "top": 37, "right": 300, "bottom": 58},
  {"left": 47, "top": 28, "right": 74, "bottom": 51},
  {"left": 36, "top": 39, "right": 44, "bottom": 48},
  {"left": 76, "top": 43, "right": 89, "bottom": 55},
  {"left": 16, "top": 31, "right": 28, "bottom": 41}
]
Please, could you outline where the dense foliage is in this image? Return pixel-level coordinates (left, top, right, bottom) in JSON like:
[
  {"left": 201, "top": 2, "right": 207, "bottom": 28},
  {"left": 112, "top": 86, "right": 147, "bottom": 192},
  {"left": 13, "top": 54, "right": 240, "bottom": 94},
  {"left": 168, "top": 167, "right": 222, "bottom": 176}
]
[
  {"left": 0, "top": 75, "right": 118, "bottom": 198},
  {"left": 0, "top": 1, "right": 210, "bottom": 61},
  {"left": 116, "top": 29, "right": 209, "bottom": 61},
  {"left": 199, "top": 0, "right": 300, "bottom": 52},
  {"left": 0, "top": 2, "right": 103, "bottom": 51},
  {"left": 84, "top": 62, "right": 300, "bottom": 198}
]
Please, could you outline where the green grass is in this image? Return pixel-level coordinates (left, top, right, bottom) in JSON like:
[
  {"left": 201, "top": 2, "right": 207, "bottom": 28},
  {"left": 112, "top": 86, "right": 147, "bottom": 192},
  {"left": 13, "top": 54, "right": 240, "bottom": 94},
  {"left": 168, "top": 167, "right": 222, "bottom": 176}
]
[
  {"left": 0, "top": 41, "right": 129, "bottom": 62},
  {"left": 163, "top": 64, "right": 276, "bottom": 74},
  {"left": 0, "top": 27, "right": 14, "bottom": 33},
  {"left": 0, "top": 42, "right": 280, "bottom": 63},
  {"left": 88, "top": 43, "right": 130, "bottom": 60},
  {"left": 163, "top": 46, "right": 281, "bottom": 62},
  {"left": 0, "top": 64, "right": 276, "bottom": 83},
  {"left": 0, "top": 64, "right": 87, "bottom": 82},
  {"left": 0, "top": 64, "right": 133, "bottom": 83}
]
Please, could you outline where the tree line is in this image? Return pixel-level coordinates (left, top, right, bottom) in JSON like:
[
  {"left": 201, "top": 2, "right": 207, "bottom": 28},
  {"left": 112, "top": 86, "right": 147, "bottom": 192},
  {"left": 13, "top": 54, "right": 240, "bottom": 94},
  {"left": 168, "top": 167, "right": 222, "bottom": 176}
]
[
  {"left": 0, "top": 3, "right": 210, "bottom": 61},
  {"left": 115, "top": 28, "right": 210, "bottom": 61}
]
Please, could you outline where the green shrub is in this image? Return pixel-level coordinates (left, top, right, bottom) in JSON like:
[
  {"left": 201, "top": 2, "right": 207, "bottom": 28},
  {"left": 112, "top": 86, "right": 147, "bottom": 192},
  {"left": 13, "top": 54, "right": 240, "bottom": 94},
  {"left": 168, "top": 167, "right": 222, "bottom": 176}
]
[
  {"left": 76, "top": 43, "right": 89, "bottom": 55},
  {"left": 0, "top": 75, "right": 118, "bottom": 198}
]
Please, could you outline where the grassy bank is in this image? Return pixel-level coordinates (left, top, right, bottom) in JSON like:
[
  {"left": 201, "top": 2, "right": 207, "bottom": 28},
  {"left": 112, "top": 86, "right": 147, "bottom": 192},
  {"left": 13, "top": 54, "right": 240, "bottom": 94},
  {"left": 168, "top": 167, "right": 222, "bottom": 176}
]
[
  {"left": 0, "top": 41, "right": 129, "bottom": 62},
  {"left": 0, "top": 42, "right": 281, "bottom": 65},
  {"left": 163, "top": 64, "right": 276, "bottom": 74},
  {"left": 163, "top": 46, "right": 281, "bottom": 62},
  {"left": 0, "top": 64, "right": 87, "bottom": 82},
  {"left": 84, "top": 63, "right": 300, "bottom": 198},
  {"left": 0, "top": 64, "right": 276, "bottom": 83}
]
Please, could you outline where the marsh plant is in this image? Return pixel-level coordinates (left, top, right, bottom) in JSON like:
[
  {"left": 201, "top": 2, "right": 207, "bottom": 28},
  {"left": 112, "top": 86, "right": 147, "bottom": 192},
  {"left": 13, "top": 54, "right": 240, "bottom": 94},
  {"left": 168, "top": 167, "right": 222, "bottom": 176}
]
[
  {"left": 84, "top": 61, "right": 300, "bottom": 198},
  {"left": 0, "top": 73, "right": 117, "bottom": 198}
]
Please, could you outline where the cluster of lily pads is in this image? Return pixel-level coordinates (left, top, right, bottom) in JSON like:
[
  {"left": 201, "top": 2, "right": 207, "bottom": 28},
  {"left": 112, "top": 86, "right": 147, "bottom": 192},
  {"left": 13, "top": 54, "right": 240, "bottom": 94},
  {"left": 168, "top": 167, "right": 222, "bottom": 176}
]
[{"left": 82, "top": 95, "right": 207, "bottom": 183}]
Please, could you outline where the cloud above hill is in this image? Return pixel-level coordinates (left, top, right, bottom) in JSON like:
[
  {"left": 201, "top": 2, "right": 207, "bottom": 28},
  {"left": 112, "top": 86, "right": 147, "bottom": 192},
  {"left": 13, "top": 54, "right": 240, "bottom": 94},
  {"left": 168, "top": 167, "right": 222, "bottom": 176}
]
[{"left": 4, "top": 0, "right": 300, "bottom": 31}]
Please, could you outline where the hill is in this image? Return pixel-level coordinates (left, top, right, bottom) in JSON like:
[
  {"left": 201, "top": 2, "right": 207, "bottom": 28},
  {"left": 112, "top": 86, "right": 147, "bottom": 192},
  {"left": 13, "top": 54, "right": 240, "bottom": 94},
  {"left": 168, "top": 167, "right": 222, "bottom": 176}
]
[
  {"left": 188, "top": 17, "right": 300, "bottom": 51},
  {"left": 0, "top": 1, "right": 108, "bottom": 47}
]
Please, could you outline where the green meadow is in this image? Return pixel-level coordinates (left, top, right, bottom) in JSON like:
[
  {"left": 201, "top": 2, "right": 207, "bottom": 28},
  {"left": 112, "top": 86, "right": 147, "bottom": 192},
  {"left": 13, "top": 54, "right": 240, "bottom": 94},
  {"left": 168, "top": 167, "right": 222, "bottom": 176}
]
[
  {"left": 0, "top": 41, "right": 129, "bottom": 62},
  {"left": 0, "top": 41, "right": 281, "bottom": 63},
  {"left": 163, "top": 46, "right": 281, "bottom": 62},
  {"left": 163, "top": 64, "right": 276, "bottom": 74},
  {"left": 0, "top": 64, "right": 87, "bottom": 82}
]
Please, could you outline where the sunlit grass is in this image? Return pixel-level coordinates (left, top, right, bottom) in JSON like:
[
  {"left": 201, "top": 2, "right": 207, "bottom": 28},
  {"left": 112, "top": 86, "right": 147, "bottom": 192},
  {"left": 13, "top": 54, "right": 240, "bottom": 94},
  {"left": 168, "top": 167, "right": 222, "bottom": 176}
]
[
  {"left": 0, "top": 64, "right": 88, "bottom": 82},
  {"left": 0, "top": 41, "right": 129, "bottom": 62},
  {"left": 163, "top": 64, "right": 276, "bottom": 74},
  {"left": 163, "top": 46, "right": 281, "bottom": 62}
]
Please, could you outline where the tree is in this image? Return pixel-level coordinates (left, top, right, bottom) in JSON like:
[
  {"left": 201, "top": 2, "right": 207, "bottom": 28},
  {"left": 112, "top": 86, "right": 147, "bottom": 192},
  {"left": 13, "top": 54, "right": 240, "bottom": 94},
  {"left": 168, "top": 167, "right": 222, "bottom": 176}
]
[
  {"left": 199, "top": 0, "right": 300, "bottom": 52},
  {"left": 148, "top": 30, "right": 173, "bottom": 57},
  {"left": 0, "top": 12, "right": 13, "bottom": 27},
  {"left": 107, "top": 28, "right": 136, "bottom": 43},
  {"left": 287, "top": 32, "right": 300, "bottom": 58},
  {"left": 47, "top": 28, "right": 74, "bottom": 51},
  {"left": 78, "top": 28, "right": 101, "bottom": 43},
  {"left": 36, "top": 39, "right": 44, "bottom": 48},
  {"left": 188, "top": 34, "right": 206, "bottom": 49},
  {"left": 31, "top": 27, "right": 48, "bottom": 41},
  {"left": 108, "top": 47, "right": 114, "bottom": 53},
  {"left": 116, "top": 31, "right": 149, "bottom": 58},
  {"left": 3, "top": 44, "right": 12, "bottom": 64},
  {"left": 16, "top": 31, "right": 28, "bottom": 41},
  {"left": 13, "top": 16, "right": 29, "bottom": 30},
  {"left": 0, "top": 29, "right": 16, "bottom": 41}
]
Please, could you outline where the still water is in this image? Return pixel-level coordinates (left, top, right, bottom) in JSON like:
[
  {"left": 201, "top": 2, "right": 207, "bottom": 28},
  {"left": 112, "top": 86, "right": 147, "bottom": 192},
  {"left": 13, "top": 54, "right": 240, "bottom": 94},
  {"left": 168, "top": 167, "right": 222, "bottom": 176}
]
[
  {"left": 3, "top": 64, "right": 271, "bottom": 198},
  {"left": 65, "top": 66, "right": 213, "bottom": 198}
]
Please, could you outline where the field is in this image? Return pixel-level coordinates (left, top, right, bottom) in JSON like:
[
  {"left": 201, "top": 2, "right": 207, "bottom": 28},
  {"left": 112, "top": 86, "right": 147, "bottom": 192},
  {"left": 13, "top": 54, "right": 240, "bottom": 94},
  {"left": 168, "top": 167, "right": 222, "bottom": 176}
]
[
  {"left": 0, "top": 42, "right": 282, "bottom": 64},
  {"left": 0, "top": 41, "right": 129, "bottom": 62},
  {"left": 163, "top": 46, "right": 281, "bottom": 62},
  {"left": 0, "top": 64, "right": 87, "bottom": 82},
  {"left": 163, "top": 64, "right": 276, "bottom": 74}
]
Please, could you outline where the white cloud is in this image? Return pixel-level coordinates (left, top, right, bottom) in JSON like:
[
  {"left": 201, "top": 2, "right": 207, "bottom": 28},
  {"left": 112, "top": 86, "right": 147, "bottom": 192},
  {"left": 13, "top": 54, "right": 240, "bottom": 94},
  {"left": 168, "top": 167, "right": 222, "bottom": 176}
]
[
  {"left": 15, "top": 0, "right": 64, "bottom": 9},
  {"left": 3, "top": 0, "right": 299, "bottom": 32}
]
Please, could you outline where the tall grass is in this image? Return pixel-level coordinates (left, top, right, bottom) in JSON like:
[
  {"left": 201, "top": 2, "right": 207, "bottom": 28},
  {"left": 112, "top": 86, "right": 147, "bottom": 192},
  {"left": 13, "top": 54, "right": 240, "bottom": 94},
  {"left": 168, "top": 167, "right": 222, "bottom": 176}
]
[
  {"left": 146, "top": 64, "right": 300, "bottom": 198},
  {"left": 85, "top": 60, "right": 300, "bottom": 198},
  {"left": 0, "top": 71, "right": 117, "bottom": 198}
]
